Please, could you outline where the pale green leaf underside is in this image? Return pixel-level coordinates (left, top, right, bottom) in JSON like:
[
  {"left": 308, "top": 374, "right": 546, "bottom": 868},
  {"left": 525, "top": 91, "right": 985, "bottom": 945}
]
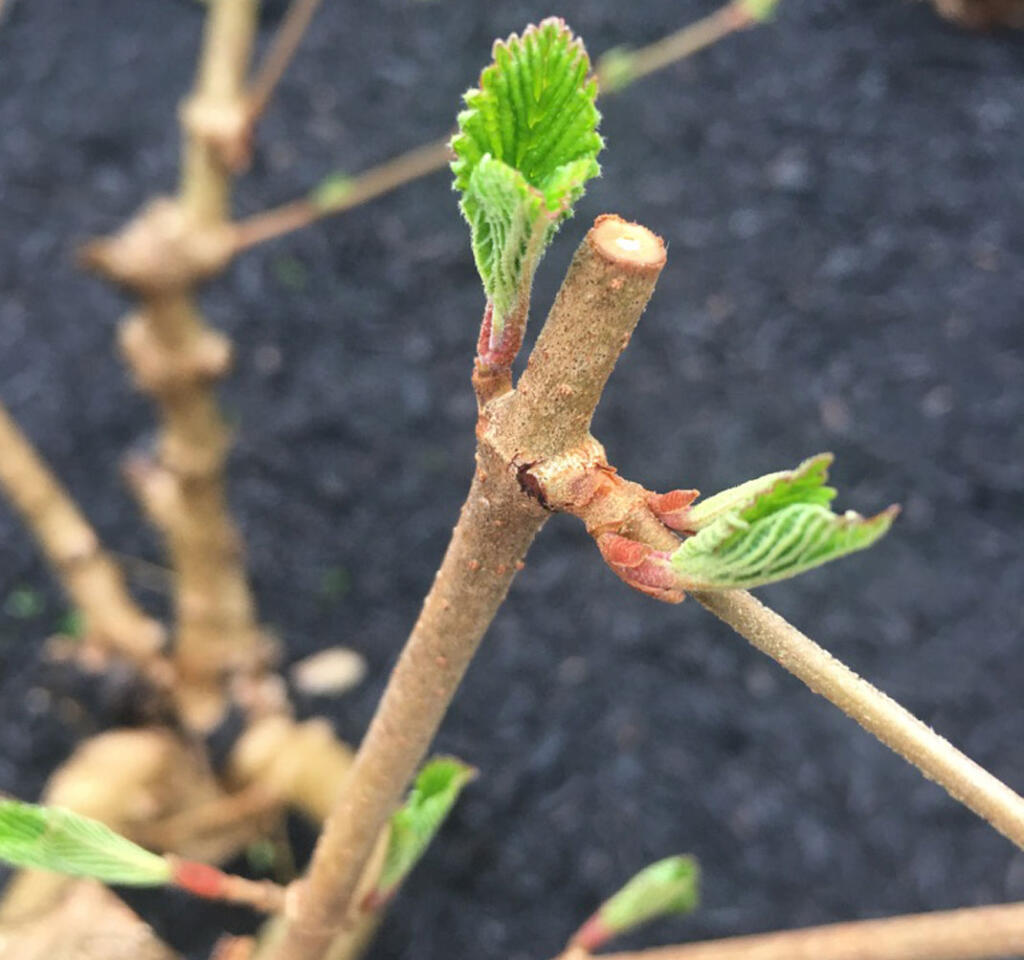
[
  {"left": 673, "top": 454, "right": 895, "bottom": 590},
  {"left": 377, "top": 757, "right": 475, "bottom": 896},
  {"left": 452, "top": 18, "right": 602, "bottom": 340},
  {"left": 0, "top": 800, "right": 172, "bottom": 886},
  {"left": 687, "top": 453, "right": 836, "bottom": 530},
  {"left": 601, "top": 855, "right": 700, "bottom": 934}
]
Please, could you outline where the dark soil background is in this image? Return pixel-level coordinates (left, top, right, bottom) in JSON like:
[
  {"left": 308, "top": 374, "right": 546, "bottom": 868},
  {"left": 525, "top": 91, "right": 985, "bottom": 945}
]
[{"left": 1, "top": 0, "right": 1023, "bottom": 957}]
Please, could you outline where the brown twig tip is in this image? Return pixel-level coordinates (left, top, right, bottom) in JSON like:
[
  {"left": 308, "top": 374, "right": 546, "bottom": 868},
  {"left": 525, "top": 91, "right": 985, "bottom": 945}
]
[{"left": 590, "top": 215, "right": 667, "bottom": 271}]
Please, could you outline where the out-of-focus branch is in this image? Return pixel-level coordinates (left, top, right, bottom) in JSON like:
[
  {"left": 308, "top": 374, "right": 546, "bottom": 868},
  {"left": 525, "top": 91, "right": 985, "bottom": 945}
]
[
  {"left": 0, "top": 399, "right": 166, "bottom": 665},
  {"left": 83, "top": 0, "right": 267, "bottom": 729},
  {"left": 230, "top": 137, "right": 453, "bottom": 253},
  {"left": 246, "top": 0, "right": 326, "bottom": 125},
  {"left": 231, "top": 0, "right": 775, "bottom": 252},
  {"left": 574, "top": 900, "right": 1024, "bottom": 960}
]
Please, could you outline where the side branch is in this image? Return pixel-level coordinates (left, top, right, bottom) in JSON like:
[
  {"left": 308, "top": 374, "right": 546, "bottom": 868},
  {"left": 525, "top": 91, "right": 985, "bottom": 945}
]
[
  {"left": 695, "top": 589, "right": 1024, "bottom": 850},
  {"left": 585, "top": 899, "right": 1024, "bottom": 960},
  {"left": 0, "top": 400, "right": 165, "bottom": 663}
]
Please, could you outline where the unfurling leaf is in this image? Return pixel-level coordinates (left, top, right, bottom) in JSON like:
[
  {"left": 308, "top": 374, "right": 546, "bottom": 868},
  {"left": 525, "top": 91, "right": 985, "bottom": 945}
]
[
  {"left": 452, "top": 18, "right": 602, "bottom": 348},
  {"left": 573, "top": 855, "right": 700, "bottom": 949},
  {"left": 372, "top": 756, "right": 476, "bottom": 905},
  {"left": 670, "top": 454, "right": 897, "bottom": 590},
  {"left": 0, "top": 799, "right": 172, "bottom": 886}
]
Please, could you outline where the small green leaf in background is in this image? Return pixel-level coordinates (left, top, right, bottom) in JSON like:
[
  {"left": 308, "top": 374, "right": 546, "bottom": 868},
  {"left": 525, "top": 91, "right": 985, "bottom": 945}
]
[
  {"left": 4, "top": 587, "right": 44, "bottom": 620},
  {"left": 740, "top": 0, "right": 783, "bottom": 22},
  {"left": 309, "top": 172, "right": 355, "bottom": 212},
  {"left": 373, "top": 756, "right": 476, "bottom": 905},
  {"left": 595, "top": 46, "right": 637, "bottom": 93},
  {"left": 0, "top": 799, "right": 172, "bottom": 886},
  {"left": 451, "top": 18, "right": 602, "bottom": 349},
  {"left": 671, "top": 454, "right": 897, "bottom": 590},
  {"left": 574, "top": 855, "right": 699, "bottom": 949}
]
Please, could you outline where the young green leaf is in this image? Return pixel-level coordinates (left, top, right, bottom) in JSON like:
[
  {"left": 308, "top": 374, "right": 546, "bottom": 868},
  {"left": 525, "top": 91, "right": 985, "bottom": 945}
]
[
  {"left": 670, "top": 455, "right": 897, "bottom": 590},
  {"left": 451, "top": 18, "right": 602, "bottom": 351},
  {"left": 370, "top": 756, "right": 476, "bottom": 907},
  {"left": 0, "top": 799, "right": 172, "bottom": 886},
  {"left": 572, "top": 855, "right": 700, "bottom": 950},
  {"left": 686, "top": 453, "right": 836, "bottom": 531}
]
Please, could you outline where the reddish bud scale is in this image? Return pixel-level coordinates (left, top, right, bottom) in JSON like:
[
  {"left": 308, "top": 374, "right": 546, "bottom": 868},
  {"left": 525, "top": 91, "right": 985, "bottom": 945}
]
[{"left": 597, "top": 533, "right": 685, "bottom": 603}]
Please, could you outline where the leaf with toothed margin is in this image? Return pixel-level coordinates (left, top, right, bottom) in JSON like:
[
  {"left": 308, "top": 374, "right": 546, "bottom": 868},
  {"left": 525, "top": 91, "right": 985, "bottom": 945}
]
[
  {"left": 451, "top": 18, "right": 603, "bottom": 348},
  {"left": 372, "top": 757, "right": 476, "bottom": 905},
  {"left": 0, "top": 799, "right": 172, "bottom": 886},
  {"left": 581, "top": 856, "right": 699, "bottom": 947},
  {"left": 670, "top": 455, "right": 897, "bottom": 590}
]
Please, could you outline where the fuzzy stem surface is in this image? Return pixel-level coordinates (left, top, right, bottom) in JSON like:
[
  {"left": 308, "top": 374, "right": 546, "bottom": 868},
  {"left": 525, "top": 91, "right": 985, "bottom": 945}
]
[
  {"left": 261, "top": 217, "right": 666, "bottom": 960},
  {"left": 584, "top": 899, "right": 1024, "bottom": 960}
]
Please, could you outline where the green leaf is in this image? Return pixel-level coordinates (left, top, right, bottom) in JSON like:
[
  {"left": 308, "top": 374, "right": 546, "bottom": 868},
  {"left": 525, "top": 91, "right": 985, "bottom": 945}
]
[
  {"left": 0, "top": 800, "right": 172, "bottom": 886},
  {"left": 670, "top": 455, "right": 897, "bottom": 590},
  {"left": 375, "top": 757, "right": 476, "bottom": 901},
  {"left": 452, "top": 18, "right": 602, "bottom": 346},
  {"left": 600, "top": 855, "right": 700, "bottom": 936},
  {"left": 595, "top": 47, "right": 637, "bottom": 93},
  {"left": 309, "top": 172, "right": 354, "bottom": 211},
  {"left": 740, "top": 0, "right": 783, "bottom": 21},
  {"left": 687, "top": 454, "right": 836, "bottom": 530}
]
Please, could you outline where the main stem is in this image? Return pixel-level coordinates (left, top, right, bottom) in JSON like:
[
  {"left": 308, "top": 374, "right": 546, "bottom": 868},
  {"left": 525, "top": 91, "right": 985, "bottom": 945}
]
[
  {"left": 264, "top": 217, "right": 666, "bottom": 960},
  {"left": 588, "top": 899, "right": 1024, "bottom": 960}
]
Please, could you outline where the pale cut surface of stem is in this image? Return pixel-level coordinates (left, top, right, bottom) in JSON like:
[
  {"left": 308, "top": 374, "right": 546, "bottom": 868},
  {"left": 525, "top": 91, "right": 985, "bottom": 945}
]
[
  {"left": 696, "top": 589, "right": 1024, "bottom": 850},
  {"left": 0, "top": 400, "right": 164, "bottom": 662},
  {"left": 247, "top": 0, "right": 326, "bottom": 123},
  {"left": 585, "top": 899, "right": 1024, "bottom": 960},
  {"left": 262, "top": 218, "right": 667, "bottom": 960}
]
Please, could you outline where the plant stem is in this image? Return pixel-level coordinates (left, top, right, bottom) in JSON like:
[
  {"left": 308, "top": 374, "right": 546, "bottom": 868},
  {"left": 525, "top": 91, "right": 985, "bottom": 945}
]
[
  {"left": 599, "top": 1, "right": 756, "bottom": 90},
  {"left": 84, "top": 0, "right": 265, "bottom": 727},
  {"left": 261, "top": 217, "right": 666, "bottom": 960},
  {"left": 581, "top": 900, "right": 1024, "bottom": 960},
  {"left": 247, "top": 0, "right": 326, "bottom": 124},
  {"left": 695, "top": 589, "right": 1024, "bottom": 850},
  {"left": 0, "top": 399, "right": 165, "bottom": 664},
  {"left": 230, "top": 138, "right": 453, "bottom": 253}
]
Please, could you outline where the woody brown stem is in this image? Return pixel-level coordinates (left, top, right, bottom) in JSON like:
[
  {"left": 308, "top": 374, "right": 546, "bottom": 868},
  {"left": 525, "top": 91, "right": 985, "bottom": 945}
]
[
  {"left": 577, "top": 900, "right": 1024, "bottom": 960},
  {"left": 0, "top": 399, "right": 165, "bottom": 664},
  {"left": 84, "top": 0, "right": 264, "bottom": 729},
  {"left": 246, "top": 0, "right": 326, "bottom": 125},
  {"left": 261, "top": 216, "right": 666, "bottom": 960}
]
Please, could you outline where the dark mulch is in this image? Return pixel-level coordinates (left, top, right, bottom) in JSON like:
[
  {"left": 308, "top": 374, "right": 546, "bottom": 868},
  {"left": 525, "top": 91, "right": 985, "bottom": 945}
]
[{"left": 1, "top": 0, "right": 1022, "bottom": 957}]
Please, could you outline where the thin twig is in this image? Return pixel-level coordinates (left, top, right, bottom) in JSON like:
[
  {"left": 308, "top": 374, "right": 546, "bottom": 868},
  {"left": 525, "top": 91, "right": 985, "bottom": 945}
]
[
  {"left": 0, "top": 399, "right": 166, "bottom": 664},
  {"left": 579, "top": 899, "right": 1024, "bottom": 960},
  {"left": 169, "top": 856, "right": 287, "bottom": 913},
  {"left": 231, "top": 0, "right": 763, "bottom": 252},
  {"left": 696, "top": 589, "right": 1024, "bottom": 850},
  {"left": 599, "top": 1, "right": 755, "bottom": 89},
  {"left": 261, "top": 217, "right": 667, "bottom": 960},
  {"left": 247, "top": 0, "right": 326, "bottom": 124},
  {"left": 230, "top": 138, "right": 452, "bottom": 253}
]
